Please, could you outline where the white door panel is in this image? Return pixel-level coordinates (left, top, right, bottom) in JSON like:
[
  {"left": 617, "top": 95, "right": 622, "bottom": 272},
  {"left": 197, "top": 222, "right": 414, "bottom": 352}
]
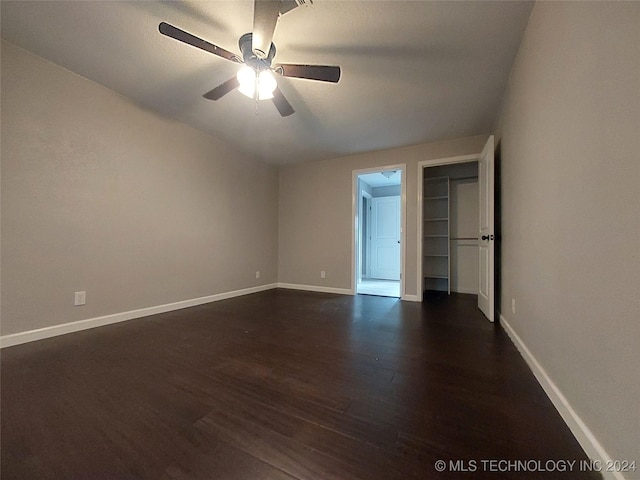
[
  {"left": 371, "top": 196, "right": 400, "bottom": 280},
  {"left": 478, "top": 136, "right": 495, "bottom": 321}
]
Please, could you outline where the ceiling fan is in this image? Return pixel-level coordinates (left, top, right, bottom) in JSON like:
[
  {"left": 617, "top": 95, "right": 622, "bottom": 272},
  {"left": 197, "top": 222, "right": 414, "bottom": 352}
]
[{"left": 159, "top": 0, "right": 341, "bottom": 117}]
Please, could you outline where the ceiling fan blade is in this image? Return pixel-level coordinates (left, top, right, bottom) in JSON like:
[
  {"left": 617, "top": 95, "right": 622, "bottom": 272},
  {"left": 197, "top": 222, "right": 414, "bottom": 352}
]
[
  {"left": 159, "top": 22, "right": 239, "bottom": 62},
  {"left": 203, "top": 76, "right": 240, "bottom": 101},
  {"left": 275, "top": 64, "right": 341, "bottom": 83},
  {"left": 272, "top": 87, "right": 295, "bottom": 117},
  {"left": 252, "top": 0, "right": 281, "bottom": 59}
]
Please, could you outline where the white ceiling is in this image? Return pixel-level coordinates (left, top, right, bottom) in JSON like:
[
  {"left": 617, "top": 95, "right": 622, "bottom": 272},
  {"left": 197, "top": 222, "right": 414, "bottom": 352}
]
[{"left": 1, "top": 1, "right": 533, "bottom": 165}]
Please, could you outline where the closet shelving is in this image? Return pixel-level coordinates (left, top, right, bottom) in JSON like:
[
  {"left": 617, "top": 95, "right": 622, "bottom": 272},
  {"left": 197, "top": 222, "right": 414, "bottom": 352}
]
[{"left": 423, "top": 176, "right": 450, "bottom": 293}]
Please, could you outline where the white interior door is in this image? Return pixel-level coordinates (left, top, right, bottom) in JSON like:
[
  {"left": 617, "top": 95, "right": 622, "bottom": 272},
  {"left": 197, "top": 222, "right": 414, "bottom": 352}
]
[
  {"left": 478, "top": 136, "right": 495, "bottom": 321},
  {"left": 370, "top": 196, "right": 400, "bottom": 280}
]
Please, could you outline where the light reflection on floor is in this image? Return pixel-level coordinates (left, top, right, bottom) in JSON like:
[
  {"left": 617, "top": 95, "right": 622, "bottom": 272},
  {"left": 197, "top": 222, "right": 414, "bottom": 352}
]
[{"left": 356, "top": 279, "right": 400, "bottom": 298}]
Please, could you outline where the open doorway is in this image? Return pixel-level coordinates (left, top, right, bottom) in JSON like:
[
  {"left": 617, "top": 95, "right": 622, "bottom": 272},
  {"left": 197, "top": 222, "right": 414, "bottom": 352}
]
[{"left": 353, "top": 167, "right": 405, "bottom": 298}]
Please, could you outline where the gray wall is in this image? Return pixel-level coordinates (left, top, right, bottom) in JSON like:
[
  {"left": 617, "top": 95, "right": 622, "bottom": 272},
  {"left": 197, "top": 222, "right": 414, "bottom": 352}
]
[
  {"left": 278, "top": 135, "right": 488, "bottom": 294},
  {"left": 1, "top": 41, "right": 279, "bottom": 335},
  {"left": 495, "top": 1, "right": 639, "bottom": 467},
  {"left": 450, "top": 179, "right": 478, "bottom": 294}
]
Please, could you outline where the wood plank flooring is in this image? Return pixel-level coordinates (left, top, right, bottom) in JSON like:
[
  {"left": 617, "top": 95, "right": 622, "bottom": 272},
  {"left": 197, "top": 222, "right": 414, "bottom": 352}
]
[{"left": 1, "top": 290, "right": 599, "bottom": 479}]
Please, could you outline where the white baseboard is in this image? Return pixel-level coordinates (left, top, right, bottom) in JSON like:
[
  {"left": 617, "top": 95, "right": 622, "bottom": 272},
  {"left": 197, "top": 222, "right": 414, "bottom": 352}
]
[
  {"left": 0, "top": 283, "right": 278, "bottom": 349},
  {"left": 276, "top": 283, "right": 353, "bottom": 296},
  {"left": 452, "top": 287, "right": 478, "bottom": 295},
  {"left": 278, "top": 282, "right": 420, "bottom": 301},
  {"left": 500, "top": 315, "right": 625, "bottom": 480},
  {"left": 402, "top": 294, "right": 420, "bottom": 302}
]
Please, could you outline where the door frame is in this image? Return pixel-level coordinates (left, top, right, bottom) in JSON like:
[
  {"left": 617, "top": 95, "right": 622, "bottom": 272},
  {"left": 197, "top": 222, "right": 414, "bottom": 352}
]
[
  {"left": 351, "top": 164, "right": 407, "bottom": 298},
  {"left": 417, "top": 153, "right": 481, "bottom": 302},
  {"left": 359, "top": 190, "right": 372, "bottom": 281}
]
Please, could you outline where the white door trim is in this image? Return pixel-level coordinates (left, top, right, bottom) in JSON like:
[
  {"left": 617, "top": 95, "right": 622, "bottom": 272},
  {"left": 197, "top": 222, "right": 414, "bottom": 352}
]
[
  {"left": 351, "top": 164, "right": 407, "bottom": 299},
  {"left": 358, "top": 190, "right": 373, "bottom": 281},
  {"left": 417, "top": 153, "right": 480, "bottom": 302},
  {"left": 363, "top": 191, "right": 373, "bottom": 279}
]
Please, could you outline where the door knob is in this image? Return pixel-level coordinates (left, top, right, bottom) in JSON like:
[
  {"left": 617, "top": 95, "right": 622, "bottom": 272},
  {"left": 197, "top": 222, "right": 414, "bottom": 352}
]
[{"left": 481, "top": 235, "right": 494, "bottom": 241}]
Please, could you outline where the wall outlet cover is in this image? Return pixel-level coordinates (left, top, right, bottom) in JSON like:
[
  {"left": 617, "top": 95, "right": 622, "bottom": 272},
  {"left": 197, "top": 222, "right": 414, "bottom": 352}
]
[{"left": 74, "top": 291, "right": 86, "bottom": 306}]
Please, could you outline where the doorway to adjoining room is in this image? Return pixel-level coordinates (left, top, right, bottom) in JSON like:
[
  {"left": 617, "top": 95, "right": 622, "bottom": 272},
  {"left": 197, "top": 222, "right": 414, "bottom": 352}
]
[{"left": 355, "top": 169, "right": 402, "bottom": 298}]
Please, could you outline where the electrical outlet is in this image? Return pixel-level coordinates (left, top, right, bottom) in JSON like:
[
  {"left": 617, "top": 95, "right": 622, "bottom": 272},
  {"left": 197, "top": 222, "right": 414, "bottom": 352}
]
[
  {"left": 320, "top": 270, "right": 326, "bottom": 279},
  {"left": 255, "top": 271, "right": 261, "bottom": 279},
  {"left": 511, "top": 298, "right": 516, "bottom": 315},
  {"left": 74, "top": 291, "right": 86, "bottom": 306}
]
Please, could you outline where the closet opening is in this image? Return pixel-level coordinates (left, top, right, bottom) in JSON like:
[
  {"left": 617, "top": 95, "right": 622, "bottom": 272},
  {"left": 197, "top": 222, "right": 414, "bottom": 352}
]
[
  {"left": 417, "top": 136, "right": 494, "bottom": 320},
  {"left": 421, "top": 161, "right": 479, "bottom": 300}
]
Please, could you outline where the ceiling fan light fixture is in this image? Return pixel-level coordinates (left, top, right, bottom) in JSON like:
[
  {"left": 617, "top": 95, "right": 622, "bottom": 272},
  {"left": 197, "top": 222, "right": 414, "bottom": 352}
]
[{"left": 236, "top": 66, "right": 277, "bottom": 100}]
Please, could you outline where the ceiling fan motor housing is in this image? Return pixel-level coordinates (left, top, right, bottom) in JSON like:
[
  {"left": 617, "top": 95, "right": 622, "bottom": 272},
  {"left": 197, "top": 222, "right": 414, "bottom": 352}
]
[{"left": 239, "top": 33, "right": 276, "bottom": 70}]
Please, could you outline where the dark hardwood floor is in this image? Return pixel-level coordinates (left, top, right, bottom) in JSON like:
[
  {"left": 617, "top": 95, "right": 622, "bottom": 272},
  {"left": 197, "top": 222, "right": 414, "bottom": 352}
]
[{"left": 1, "top": 290, "right": 599, "bottom": 479}]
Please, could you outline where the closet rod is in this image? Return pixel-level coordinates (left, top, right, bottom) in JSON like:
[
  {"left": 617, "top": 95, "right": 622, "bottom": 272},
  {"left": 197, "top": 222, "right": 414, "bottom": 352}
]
[{"left": 450, "top": 237, "right": 477, "bottom": 241}]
